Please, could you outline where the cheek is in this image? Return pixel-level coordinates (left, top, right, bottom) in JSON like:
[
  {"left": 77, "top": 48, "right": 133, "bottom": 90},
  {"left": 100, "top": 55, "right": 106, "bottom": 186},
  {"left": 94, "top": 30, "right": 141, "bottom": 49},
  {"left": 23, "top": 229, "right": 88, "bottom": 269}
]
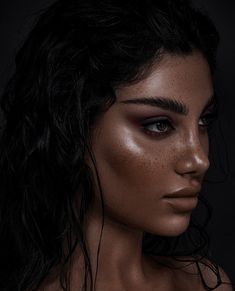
[
  {"left": 94, "top": 126, "right": 171, "bottom": 190},
  {"left": 205, "top": 134, "right": 209, "bottom": 154},
  {"left": 199, "top": 131, "right": 209, "bottom": 159},
  {"left": 90, "top": 124, "right": 175, "bottom": 228}
]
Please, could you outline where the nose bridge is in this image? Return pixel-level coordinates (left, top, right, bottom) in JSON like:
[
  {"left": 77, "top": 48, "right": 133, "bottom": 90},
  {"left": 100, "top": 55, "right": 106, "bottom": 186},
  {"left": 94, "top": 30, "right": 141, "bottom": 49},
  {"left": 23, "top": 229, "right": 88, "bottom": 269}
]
[{"left": 176, "top": 129, "right": 210, "bottom": 177}]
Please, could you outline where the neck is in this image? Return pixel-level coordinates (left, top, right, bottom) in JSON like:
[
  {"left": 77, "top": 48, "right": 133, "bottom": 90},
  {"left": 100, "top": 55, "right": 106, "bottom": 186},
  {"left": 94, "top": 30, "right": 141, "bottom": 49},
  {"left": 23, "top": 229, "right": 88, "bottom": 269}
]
[{"left": 71, "top": 201, "right": 151, "bottom": 290}]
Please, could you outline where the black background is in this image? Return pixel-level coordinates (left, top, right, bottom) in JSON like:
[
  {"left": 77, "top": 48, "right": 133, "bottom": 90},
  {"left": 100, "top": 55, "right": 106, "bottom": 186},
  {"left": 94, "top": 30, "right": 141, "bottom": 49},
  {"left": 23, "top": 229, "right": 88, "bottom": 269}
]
[{"left": 0, "top": 0, "right": 235, "bottom": 286}]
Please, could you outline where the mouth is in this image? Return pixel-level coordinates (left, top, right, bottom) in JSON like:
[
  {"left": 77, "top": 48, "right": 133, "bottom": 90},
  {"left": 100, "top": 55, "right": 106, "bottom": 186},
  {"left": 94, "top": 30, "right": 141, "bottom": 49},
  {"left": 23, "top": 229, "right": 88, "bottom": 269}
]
[
  {"left": 163, "top": 187, "right": 200, "bottom": 211},
  {"left": 163, "top": 196, "right": 199, "bottom": 212},
  {"left": 163, "top": 187, "right": 200, "bottom": 199}
]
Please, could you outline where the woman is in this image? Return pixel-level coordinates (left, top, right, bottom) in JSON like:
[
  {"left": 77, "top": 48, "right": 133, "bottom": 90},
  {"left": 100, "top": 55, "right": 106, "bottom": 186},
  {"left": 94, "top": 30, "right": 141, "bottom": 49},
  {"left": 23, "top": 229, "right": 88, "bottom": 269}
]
[{"left": 0, "top": 0, "right": 233, "bottom": 290}]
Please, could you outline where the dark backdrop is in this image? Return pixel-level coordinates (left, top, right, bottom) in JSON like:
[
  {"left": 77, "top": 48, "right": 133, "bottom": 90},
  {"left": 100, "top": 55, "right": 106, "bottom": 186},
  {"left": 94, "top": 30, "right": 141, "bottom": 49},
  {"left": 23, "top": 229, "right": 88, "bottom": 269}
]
[{"left": 0, "top": 0, "right": 235, "bottom": 286}]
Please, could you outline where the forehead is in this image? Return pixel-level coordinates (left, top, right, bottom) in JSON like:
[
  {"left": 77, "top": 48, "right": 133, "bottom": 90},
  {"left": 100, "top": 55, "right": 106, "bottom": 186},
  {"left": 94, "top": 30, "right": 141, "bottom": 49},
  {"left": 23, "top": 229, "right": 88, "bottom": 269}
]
[{"left": 115, "top": 51, "right": 213, "bottom": 109}]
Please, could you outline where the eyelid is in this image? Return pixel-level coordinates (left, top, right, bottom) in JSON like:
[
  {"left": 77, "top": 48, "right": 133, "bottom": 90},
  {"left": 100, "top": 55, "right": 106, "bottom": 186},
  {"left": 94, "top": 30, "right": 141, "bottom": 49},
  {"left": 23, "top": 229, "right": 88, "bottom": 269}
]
[
  {"left": 200, "top": 104, "right": 218, "bottom": 118},
  {"left": 141, "top": 115, "right": 174, "bottom": 126},
  {"left": 202, "top": 102, "right": 218, "bottom": 115},
  {"left": 139, "top": 106, "right": 218, "bottom": 131},
  {"left": 141, "top": 116, "right": 175, "bottom": 136},
  {"left": 199, "top": 110, "right": 218, "bottom": 127}
]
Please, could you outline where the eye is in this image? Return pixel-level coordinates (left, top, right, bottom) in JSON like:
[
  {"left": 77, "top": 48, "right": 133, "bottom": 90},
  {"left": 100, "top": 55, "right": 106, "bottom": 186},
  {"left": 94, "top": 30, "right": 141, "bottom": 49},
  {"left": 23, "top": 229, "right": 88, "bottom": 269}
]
[
  {"left": 141, "top": 117, "right": 174, "bottom": 136},
  {"left": 199, "top": 111, "right": 218, "bottom": 128}
]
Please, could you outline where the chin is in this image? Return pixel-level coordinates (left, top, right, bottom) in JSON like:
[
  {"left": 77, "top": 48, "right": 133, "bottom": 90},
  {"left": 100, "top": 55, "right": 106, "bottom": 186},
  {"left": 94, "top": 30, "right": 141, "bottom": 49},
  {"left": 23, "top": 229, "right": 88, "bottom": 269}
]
[{"left": 148, "top": 213, "right": 192, "bottom": 237}]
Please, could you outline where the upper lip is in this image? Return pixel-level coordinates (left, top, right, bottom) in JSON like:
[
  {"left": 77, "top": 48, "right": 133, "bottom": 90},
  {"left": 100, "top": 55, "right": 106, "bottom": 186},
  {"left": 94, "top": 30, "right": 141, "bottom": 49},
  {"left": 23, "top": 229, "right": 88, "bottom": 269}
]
[{"left": 163, "top": 187, "right": 201, "bottom": 198}]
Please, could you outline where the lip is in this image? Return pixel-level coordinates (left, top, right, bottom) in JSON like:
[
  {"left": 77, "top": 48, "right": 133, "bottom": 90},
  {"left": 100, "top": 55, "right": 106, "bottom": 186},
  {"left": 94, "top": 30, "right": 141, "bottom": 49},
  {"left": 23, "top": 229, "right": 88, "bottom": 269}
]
[
  {"left": 163, "top": 187, "right": 201, "bottom": 199},
  {"left": 163, "top": 187, "right": 200, "bottom": 211}
]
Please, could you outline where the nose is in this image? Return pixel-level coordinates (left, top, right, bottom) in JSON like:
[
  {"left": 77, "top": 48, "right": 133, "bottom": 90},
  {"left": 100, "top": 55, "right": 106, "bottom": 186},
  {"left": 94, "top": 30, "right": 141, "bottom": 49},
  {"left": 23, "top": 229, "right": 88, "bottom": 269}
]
[{"left": 174, "top": 134, "right": 210, "bottom": 181}]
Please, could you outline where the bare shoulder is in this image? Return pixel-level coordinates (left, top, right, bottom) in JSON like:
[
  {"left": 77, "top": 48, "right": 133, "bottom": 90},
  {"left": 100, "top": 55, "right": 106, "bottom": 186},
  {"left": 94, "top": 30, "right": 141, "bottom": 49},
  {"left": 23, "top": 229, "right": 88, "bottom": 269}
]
[
  {"left": 174, "top": 256, "right": 233, "bottom": 291},
  {"left": 200, "top": 262, "right": 233, "bottom": 291},
  {"left": 152, "top": 256, "right": 234, "bottom": 291}
]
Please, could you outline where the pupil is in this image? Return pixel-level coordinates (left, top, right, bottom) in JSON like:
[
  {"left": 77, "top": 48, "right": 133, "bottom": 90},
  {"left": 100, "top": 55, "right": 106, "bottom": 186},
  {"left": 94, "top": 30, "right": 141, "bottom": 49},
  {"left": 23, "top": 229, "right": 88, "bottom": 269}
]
[{"left": 157, "top": 121, "right": 167, "bottom": 131}]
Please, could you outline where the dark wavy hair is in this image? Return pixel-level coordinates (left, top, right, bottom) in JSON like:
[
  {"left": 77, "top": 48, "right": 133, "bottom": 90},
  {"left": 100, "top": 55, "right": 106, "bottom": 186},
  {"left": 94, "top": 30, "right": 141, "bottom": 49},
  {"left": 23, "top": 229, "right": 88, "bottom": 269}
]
[{"left": 0, "top": 0, "right": 228, "bottom": 290}]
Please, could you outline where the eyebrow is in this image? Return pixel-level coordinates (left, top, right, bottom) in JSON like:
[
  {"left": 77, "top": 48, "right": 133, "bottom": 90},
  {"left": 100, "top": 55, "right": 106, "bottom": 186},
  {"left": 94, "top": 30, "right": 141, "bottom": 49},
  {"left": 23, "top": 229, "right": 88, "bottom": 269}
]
[{"left": 119, "top": 95, "right": 215, "bottom": 116}]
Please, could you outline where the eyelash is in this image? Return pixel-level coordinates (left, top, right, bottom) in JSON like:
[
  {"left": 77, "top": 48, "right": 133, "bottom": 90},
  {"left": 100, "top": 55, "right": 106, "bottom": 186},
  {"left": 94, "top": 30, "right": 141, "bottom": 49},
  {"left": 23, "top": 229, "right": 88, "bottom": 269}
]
[
  {"left": 141, "top": 112, "right": 218, "bottom": 137},
  {"left": 141, "top": 118, "right": 174, "bottom": 136}
]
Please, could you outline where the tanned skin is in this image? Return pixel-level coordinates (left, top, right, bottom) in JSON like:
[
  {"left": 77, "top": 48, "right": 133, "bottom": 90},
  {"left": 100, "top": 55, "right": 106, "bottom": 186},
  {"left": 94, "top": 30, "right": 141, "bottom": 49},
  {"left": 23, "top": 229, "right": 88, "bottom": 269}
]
[{"left": 41, "top": 51, "right": 232, "bottom": 291}]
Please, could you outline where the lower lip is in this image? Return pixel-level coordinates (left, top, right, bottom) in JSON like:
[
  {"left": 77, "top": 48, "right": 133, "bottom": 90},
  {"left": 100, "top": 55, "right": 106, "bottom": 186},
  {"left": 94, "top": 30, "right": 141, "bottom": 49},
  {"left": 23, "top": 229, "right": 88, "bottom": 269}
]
[{"left": 163, "top": 196, "right": 198, "bottom": 212}]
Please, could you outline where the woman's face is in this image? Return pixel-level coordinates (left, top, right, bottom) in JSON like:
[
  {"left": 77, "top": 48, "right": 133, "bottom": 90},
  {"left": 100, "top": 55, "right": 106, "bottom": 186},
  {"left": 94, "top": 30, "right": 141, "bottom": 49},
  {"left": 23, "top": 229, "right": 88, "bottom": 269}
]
[{"left": 88, "top": 51, "right": 214, "bottom": 236}]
